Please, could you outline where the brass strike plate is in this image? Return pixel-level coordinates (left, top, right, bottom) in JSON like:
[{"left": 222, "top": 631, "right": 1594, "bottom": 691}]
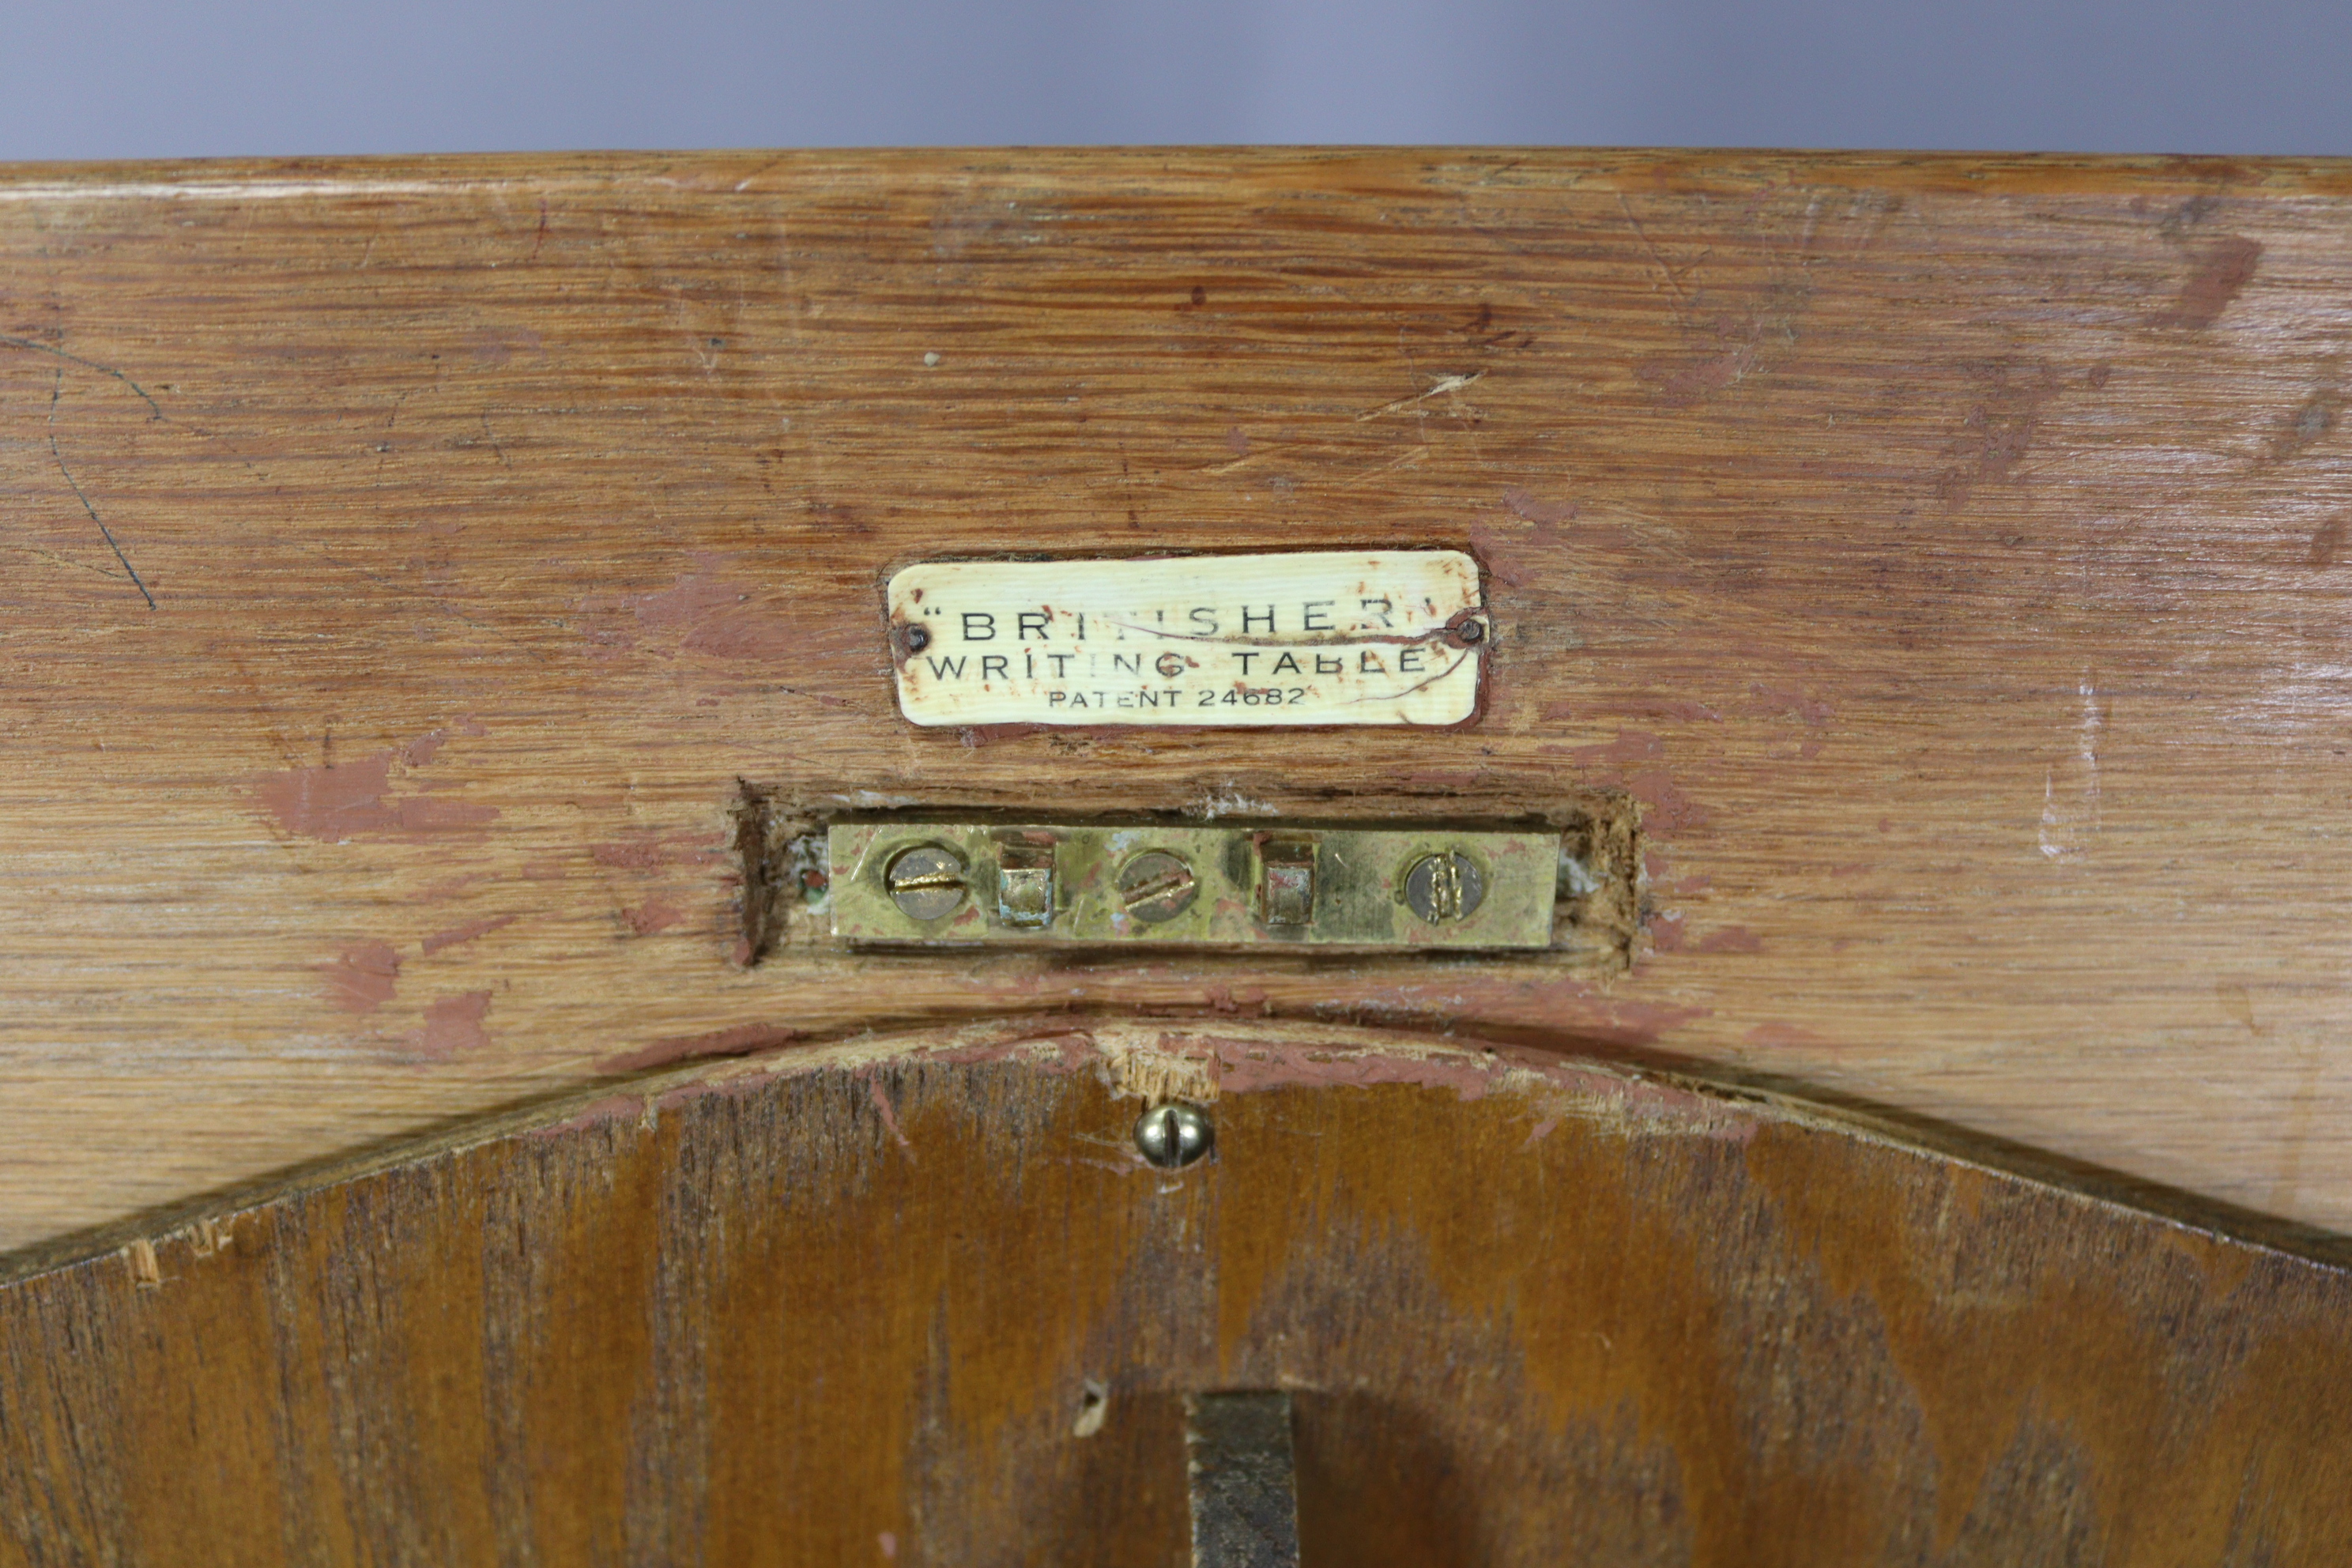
[{"left": 826, "top": 820, "right": 1558, "bottom": 950}]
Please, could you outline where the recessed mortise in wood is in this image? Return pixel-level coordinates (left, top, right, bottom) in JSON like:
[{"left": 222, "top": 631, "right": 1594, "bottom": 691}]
[
  {"left": 829, "top": 820, "right": 1559, "bottom": 950},
  {"left": 1185, "top": 1392, "right": 1302, "bottom": 1568},
  {"left": 886, "top": 551, "right": 1489, "bottom": 727},
  {"left": 734, "top": 790, "right": 1643, "bottom": 971}
]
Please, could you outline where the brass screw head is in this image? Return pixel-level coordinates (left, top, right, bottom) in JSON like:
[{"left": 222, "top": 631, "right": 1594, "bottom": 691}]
[
  {"left": 1404, "top": 850, "right": 1486, "bottom": 924},
  {"left": 1115, "top": 850, "right": 1198, "bottom": 923},
  {"left": 884, "top": 843, "right": 967, "bottom": 922},
  {"left": 1135, "top": 1102, "right": 1213, "bottom": 1169}
]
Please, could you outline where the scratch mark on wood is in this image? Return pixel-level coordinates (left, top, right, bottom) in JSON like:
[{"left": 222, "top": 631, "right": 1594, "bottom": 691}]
[
  {"left": 866, "top": 1075, "right": 916, "bottom": 1159},
  {"left": 47, "top": 370, "right": 154, "bottom": 609},
  {"left": 1616, "top": 192, "right": 1692, "bottom": 305},
  {"left": 0, "top": 334, "right": 165, "bottom": 418},
  {"left": 2038, "top": 673, "right": 2102, "bottom": 861},
  {"left": 1355, "top": 371, "right": 1483, "bottom": 421}
]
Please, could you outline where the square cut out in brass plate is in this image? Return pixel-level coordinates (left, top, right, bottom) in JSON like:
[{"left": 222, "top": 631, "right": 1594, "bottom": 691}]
[{"left": 826, "top": 820, "right": 1558, "bottom": 950}]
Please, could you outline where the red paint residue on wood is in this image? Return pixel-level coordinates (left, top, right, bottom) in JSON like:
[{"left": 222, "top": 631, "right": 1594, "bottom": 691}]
[
  {"left": 2309, "top": 519, "right": 2343, "bottom": 568},
  {"left": 255, "top": 752, "right": 497, "bottom": 843},
  {"left": 865, "top": 1075, "right": 915, "bottom": 1156},
  {"left": 1536, "top": 733, "right": 1710, "bottom": 837},
  {"left": 398, "top": 717, "right": 481, "bottom": 767},
  {"left": 1691, "top": 925, "right": 1763, "bottom": 954},
  {"left": 601, "top": 1022, "right": 797, "bottom": 1074},
  {"left": 1625, "top": 771, "right": 1711, "bottom": 835},
  {"left": 1502, "top": 485, "right": 1575, "bottom": 526},
  {"left": 956, "top": 722, "right": 1051, "bottom": 748},
  {"left": 417, "top": 991, "right": 492, "bottom": 1057},
  {"left": 1178, "top": 1035, "right": 1497, "bottom": 1101},
  {"left": 1498, "top": 978, "right": 1714, "bottom": 1048},
  {"left": 420, "top": 914, "right": 518, "bottom": 956},
  {"left": 1649, "top": 910, "right": 1688, "bottom": 952},
  {"left": 1751, "top": 684, "right": 1835, "bottom": 759},
  {"left": 590, "top": 832, "right": 722, "bottom": 871},
  {"left": 1464, "top": 522, "right": 1536, "bottom": 588},
  {"left": 401, "top": 729, "right": 450, "bottom": 767},
  {"left": 629, "top": 567, "right": 801, "bottom": 662},
  {"left": 1634, "top": 344, "right": 1755, "bottom": 405},
  {"left": 1557, "top": 729, "right": 1668, "bottom": 767},
  {"left": 2158, "top": 237, "right": 2262, "bottom": 329},
  {"left": 624, "top": 900, "right": 686, "bottom": 936},
  {"left": 1140, "top": 1031, "right": 1760, "bottom": 1141},
  {"left": 320, "top": 940, "right": 401, "bottom": 1013}
]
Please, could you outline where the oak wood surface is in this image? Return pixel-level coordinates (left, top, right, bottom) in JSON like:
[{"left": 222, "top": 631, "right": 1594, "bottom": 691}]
[
  {"left": 1, "top": 149, "right": 2349, "bottom": 1250},
  {"left": 4, "top": 1021, "right": 2346, "bottom": 1566}
]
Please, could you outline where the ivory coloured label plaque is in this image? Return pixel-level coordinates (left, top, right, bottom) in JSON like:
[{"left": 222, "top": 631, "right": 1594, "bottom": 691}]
[{"left": 886, "top": 550, "right": 1487, "bottom": 727}]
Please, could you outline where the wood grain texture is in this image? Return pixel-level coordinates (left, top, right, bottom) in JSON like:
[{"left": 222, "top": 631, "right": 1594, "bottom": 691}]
[
  {"left": 1, "top": 149, "right": 2350, "bottom": 1249},
  {"left": 2, "top": 1021, "right": 2346, "bottom": 1565}
]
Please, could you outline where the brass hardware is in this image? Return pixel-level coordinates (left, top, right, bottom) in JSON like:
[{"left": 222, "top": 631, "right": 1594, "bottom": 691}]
[
  {"left": 1116, "top": 850, "right": 1199, "bottom": 923},
  {"left": 828, "top": 820, "right": 1556, "bottom": 950},
  {"left": 995, "top": 839, "right": 1057, "bottom": 929},
  {"left": 1254, "top": 839, "right": 1317, "bottom": 929},
  {"left": 1134, "top": 1102, "right": 1213, "bottom": 1169},
  {"left": 883, "top": 844, "right": 966, "bottom": 922},
  {"left": 1404, "top": 850, "right": 1485, "bottom": 923}
]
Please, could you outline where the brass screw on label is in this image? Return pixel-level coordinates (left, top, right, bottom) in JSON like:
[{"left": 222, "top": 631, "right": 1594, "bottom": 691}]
[
  {"left": 884, "top": 844, "right": 967, "bottom": 921},
  {"left": 1134, "top": 1102, "right": 1213, "bottom": 1169},
  {"left": 1116, "top": 850, "right": 1198, "bottom": 923},
  {"left": 1404, "top": 851, "right": 1487, "bottom": 924}
]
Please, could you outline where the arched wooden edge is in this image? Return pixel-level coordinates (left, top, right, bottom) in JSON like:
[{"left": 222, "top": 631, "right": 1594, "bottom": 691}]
[{"left": 2, "top": 1020, "right": 2346, "bottom": 1563}]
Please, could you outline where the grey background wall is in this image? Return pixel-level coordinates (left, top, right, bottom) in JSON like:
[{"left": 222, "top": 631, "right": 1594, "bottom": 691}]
[{"left": 2, "top": 0, "right": 2344, "bottom": 158}]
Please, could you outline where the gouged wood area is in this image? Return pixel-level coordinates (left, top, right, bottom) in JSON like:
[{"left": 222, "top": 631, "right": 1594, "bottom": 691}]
[
  {"left": 2, "top": 1022, "right": 2346, "bottom": 1565},
  {"left": 0, "top": 150, "right": 2349, "bottom": 1249}
]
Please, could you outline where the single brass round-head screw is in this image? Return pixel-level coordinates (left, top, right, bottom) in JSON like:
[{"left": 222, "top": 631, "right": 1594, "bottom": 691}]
[
  {"left": 1135, "top": 1102, "right": 1213, "bottom": 1169},
  {"left": 1115, "top": 850, "right": 1199, "bottom": 924},
  {"left": 1404, "top": 850, "right": 1487, "bottom": 924},
  {"left": 884, "top": 843, "right": 967, "bottom": 922}
]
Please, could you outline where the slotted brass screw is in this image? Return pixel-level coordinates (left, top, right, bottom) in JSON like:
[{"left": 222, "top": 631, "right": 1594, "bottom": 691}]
[
  {"left": 1116, "top": 850, "right": 1198, "bottom": 923},
  {"left": 1404, "top": 850, "right": 1486, "bottom": 924},
  {"left": 885, "top": 844, "right": 966, "bottom": 921}
]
